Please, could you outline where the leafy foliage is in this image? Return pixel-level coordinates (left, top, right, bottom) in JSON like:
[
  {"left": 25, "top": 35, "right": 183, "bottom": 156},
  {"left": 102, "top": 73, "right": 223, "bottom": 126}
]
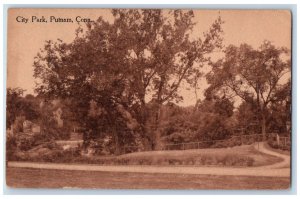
[
  {"left": 206, "top": 41, "right": 291, "bottom": 139},
  {"left": 6, "top": 88, "right": 39, "bottom": 129},
  {"left": 33, "top": 9, "right": 224, "bottom": 152}
]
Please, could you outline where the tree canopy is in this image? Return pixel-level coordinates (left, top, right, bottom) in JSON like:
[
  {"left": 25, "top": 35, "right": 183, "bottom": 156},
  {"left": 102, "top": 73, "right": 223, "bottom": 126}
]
[
  {"left": 206, "top": 41, "right": 291, "bottom": 139},
  {"left": 33, "top": 9, "right": 224, "bottom": 152}
]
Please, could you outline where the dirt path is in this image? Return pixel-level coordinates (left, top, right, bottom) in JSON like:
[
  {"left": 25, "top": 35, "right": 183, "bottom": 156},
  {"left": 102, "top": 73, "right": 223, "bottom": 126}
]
[
  {"left": 253, "top": 142, "right": 290, "bottom": 169},
  {"left": 7, "top": 142, "right": 290, "bottom": 177}
]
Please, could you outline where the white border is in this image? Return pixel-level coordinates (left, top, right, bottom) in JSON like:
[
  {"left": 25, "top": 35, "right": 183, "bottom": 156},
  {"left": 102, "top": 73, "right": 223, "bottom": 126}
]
[{"left": 1, "top": 0, "right": 299, "bottom": 198}]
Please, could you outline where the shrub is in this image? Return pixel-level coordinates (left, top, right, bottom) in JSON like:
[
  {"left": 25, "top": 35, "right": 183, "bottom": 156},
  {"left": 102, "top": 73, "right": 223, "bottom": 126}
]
[
  {"left": 281, "top": 145, "right": 291, "bottom": 151},
  {"left": 268, "top": 139, "right": 279, "bottom": 149},
  {"left": 17, "top": 136, "right": 35, "bottom": 151},
  {"left": 6, "top": 135, "right": 17, "bottom": 161},
  {"left": 168, "top": 159, "right": 177, "bottom": 165},
  {"left": 211, "top": 141, "right": 226, "bottom": 148},
  {"left": 246, "top": 157, "right": 254, "bottom": 166}
]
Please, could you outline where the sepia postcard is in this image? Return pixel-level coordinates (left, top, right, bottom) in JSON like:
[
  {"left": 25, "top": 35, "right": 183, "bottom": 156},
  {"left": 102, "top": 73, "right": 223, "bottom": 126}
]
[{"left": 6, "top": 8, "right": 292, "bottom": 190}]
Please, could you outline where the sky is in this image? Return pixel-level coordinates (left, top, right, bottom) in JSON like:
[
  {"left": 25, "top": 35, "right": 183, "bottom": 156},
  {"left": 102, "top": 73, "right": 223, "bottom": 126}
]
[{"left": 7, "top": 9, "right": 291, "bottom": 106}]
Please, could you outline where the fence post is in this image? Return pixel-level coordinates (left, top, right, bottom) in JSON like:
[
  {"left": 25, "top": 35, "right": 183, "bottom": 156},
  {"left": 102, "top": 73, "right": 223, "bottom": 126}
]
[
  {"left": 284, "top": 138, "right": 286, "bottom": 147},
  {"left": 276, "top": 134, "right": 280, "bottom": 146},
  {"left": 241, "top": 135, "right": 243, "bottom": 145}
]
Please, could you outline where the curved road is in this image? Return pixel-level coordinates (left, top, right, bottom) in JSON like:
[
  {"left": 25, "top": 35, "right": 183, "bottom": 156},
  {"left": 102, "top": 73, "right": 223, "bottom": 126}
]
[
  {"left": 253, "top": 142, "right": 290, "bottom": 169},
  {"left": 7, "top": 142, "right": 290, "bottom": 177}
]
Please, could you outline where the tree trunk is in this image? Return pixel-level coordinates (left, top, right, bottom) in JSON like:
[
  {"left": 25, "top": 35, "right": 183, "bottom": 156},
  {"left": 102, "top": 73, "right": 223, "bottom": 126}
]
[
  {"left": 113, "top": 125, "right": 121, "bottom": 155},
  {"left": 261, "top": 112, "right": 267, "bottom": 141},
  {"left": 153, "top": 102, "right": 162, "bottom": 150},
  {"left": 139, "top": 99, "right": 154, "bottom": 151},
  {"left": 256, "top": 88, "right": 267, "bottom": 141},
  {"left": 153, "top": 75, "right": 165, "bottom": 150}
]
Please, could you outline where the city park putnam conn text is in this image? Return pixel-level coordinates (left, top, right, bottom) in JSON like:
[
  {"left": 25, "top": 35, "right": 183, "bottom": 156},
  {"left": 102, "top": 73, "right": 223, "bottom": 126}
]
[{"left": 16, "top": 15, "right": 94, "bottom": 23}]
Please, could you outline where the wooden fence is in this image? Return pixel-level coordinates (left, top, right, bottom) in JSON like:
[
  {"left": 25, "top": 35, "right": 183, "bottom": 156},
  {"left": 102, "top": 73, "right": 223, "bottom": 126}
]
[
  {"left": 163, "top": 133, "right": 290, "bottom": 151},
  {"left": 277, "top": 136, "right": 291, "bottom": 149},
  {"left": 162, "top": 133, "right": 264, "bottom": 151},
  {"left": 122, "top": 133, "right": 290, "bottom": 153}
]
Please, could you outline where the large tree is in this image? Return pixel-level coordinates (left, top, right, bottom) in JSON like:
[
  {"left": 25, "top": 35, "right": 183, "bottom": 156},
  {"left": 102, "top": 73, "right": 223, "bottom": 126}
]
[
  {"left": 33, "top": 9, "right": 224, "bottom": 152},
  {"left": 109, "top": 9, "right": 223, "bottom": 148},
  {"left": 206, "top": 41, "right": 291, "bottom": 140}
]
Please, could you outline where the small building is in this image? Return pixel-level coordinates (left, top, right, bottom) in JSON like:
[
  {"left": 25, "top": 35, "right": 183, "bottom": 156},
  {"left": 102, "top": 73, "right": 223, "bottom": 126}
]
[
  {"left": 32, "top": 124, "right": 41, "bottom": 133},
  {"left": 22, "top": 120, "right": 41, "bottom": 134},
  {"left": 23, "top": 120, "right": 33, "bottom": 134},
  {"left": 23, "top": 120, "right": 32, "bottom": 130},
  {"left": 53, "top": 107, "right": 63, "bottom": 128}
]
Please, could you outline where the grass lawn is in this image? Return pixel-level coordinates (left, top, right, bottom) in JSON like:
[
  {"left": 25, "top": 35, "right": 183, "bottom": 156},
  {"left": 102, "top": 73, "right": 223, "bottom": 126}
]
[
  {"left": 112, "top": 144, "right": 282, "bottom": 167},
  {"left": 14, "top": 144, "right": 284, "bottom": 167},
  {"left": 6, "top": 167, "right": 290, "bottom": 189}
]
